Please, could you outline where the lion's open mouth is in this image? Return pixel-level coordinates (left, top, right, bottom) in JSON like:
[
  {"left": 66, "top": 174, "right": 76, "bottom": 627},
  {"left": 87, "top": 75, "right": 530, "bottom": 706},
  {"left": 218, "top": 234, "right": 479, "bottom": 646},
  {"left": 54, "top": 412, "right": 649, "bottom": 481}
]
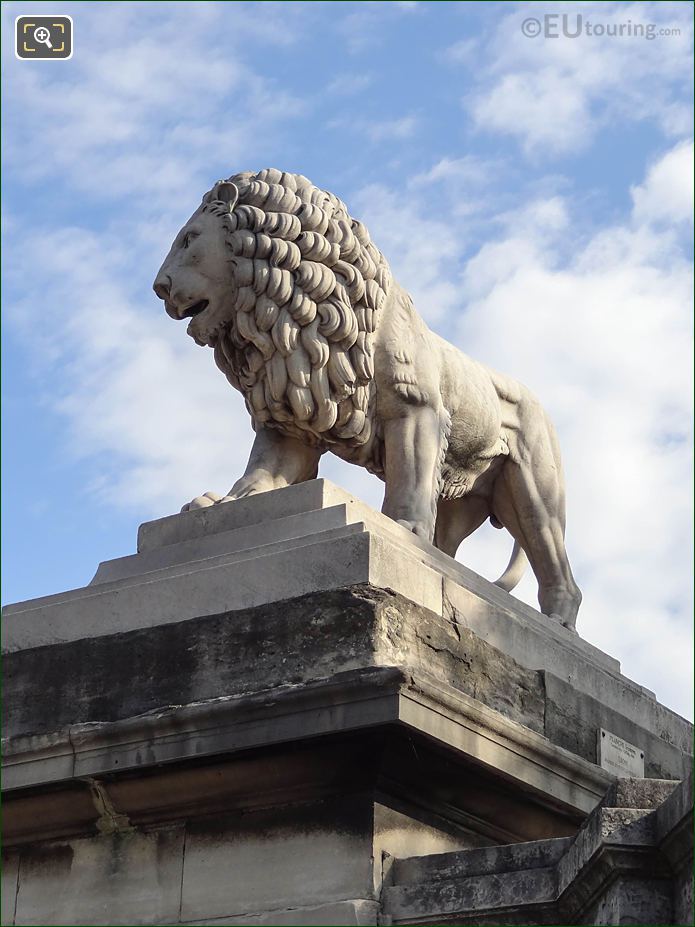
[{"left": 182, "top": 299, "right": 209, "bottom": 318}]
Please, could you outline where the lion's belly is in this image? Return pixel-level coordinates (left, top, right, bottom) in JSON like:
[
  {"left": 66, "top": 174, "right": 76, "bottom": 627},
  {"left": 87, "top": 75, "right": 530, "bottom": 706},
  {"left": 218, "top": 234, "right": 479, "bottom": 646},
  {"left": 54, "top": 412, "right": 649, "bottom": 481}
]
[{"left": 440, "top": 389, "right": 507, "bottom": 499}]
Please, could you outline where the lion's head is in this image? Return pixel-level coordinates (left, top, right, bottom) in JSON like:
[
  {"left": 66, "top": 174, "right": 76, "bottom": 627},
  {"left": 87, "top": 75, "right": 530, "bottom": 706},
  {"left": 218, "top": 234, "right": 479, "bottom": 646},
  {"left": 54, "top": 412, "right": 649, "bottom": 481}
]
[
  {"left": 154, "top": 168, "right": 392, "bottom": 452},
  {"left": 153, "top": 180, "right": 240, "bottom": 348}
]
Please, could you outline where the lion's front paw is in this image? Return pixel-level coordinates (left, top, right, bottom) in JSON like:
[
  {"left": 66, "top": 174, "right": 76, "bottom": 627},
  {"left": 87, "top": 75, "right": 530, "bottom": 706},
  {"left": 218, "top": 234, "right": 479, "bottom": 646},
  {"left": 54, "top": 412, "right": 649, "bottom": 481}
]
[
  {"left": 180, "top": 491, "right": 234, "bottom": 513},
  {"left": 226, "top": 474, "right": 278, "bottom": 500}
]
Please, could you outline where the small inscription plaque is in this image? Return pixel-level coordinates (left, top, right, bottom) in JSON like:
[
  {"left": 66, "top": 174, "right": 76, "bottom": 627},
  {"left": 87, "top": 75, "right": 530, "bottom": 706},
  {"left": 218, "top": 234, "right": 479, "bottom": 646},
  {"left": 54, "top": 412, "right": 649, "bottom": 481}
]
[{"left": 598, "top": 728, "right": 645, "bottom": 777}]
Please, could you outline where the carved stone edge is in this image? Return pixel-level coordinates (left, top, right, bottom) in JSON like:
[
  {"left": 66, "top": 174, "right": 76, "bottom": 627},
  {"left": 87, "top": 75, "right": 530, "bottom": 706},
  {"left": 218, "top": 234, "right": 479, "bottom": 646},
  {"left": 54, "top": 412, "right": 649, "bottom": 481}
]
[
  {"left": 2, "top": 665, "right": 612, "bottom": 818},
  {"left": 381, "top": 775, "right": 692, "bottom": 925}
]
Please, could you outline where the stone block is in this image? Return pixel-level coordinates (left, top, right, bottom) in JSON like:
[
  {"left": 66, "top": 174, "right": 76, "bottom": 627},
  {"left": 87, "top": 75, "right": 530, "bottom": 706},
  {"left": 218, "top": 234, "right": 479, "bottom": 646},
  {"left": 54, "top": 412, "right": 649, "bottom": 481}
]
[
  {"left": 13, "top": 827, "right": 184, "bottom": 926},
  {"left": 136, "top": 479, "right": 353, "bottom": 552},
  {"left": 383, "top": 769, "right": 692, "bottom": 925},
  {"left": 4, "top": 528, "right": 443, "bottom": 652},
  {"left": 390, "top": 836, "right": 573, "bottom": 886},
  {"left": 2, "top": 851, "right": 19, "bottom": 926},
  {"left": 384, "top": 865, "right": 559, "bottom": 924},
  {"left": 179, "top": 800, "right": 373, "bottom": 922},
  {"left": 92, "top": 503, "right": 359, "bottom": 584},
  {"left": 3, "top": 528, "right": 370, "bottom": 650},
  {"left": 446, "top": 579, "right": 635, "bottom": 700},
  {"left": 543, "top": 673, "right": 691, "bottom": 779},
  {"left": 3, "top": 480, "right": 692, "bottom": 926},
  {"left": 602, "top": 777, "right": 680, "bottom": 810},
  {"left": 581, "top": 876, "right": 673, "bottom": 925},
  {"left": 4, "top": 587, "right": 542, "bottom": 743},
  {"left": 180, "top": 900, "right": 380, "bottom": 926}
]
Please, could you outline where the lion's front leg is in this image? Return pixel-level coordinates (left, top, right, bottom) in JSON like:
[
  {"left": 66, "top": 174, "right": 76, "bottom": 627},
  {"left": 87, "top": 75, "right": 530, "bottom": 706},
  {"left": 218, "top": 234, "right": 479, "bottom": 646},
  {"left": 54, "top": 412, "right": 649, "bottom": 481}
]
[
  {"left": 182, "top": 426, "right": 322, "bottom": 511},
  {"left": 381, "top": 406, "right": 448, "bottom": 542},
  {"left": 228, "top": 425, "right": 323, "bottom": 498}
]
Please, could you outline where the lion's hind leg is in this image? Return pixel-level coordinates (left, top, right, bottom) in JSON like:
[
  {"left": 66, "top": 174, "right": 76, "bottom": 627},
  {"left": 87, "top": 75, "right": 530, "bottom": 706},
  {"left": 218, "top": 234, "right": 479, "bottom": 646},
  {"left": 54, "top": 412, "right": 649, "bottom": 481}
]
[{"left": 492, "top": 415, "right": 582, "bottom": 629}]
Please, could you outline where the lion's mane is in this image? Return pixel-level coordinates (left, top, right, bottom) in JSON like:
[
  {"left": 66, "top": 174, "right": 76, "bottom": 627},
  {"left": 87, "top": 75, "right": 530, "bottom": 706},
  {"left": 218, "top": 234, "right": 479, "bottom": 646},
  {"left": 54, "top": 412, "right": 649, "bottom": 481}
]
[{"left": 204, "top": 168, "right": 392, "bottom": 452}]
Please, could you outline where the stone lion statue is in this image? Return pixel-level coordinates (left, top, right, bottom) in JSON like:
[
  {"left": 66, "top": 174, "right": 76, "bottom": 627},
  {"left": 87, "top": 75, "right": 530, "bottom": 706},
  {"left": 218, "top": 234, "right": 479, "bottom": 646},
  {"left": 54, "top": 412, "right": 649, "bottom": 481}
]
[{"left": 153, "top": 168, "right": 582, "bottom": 628}]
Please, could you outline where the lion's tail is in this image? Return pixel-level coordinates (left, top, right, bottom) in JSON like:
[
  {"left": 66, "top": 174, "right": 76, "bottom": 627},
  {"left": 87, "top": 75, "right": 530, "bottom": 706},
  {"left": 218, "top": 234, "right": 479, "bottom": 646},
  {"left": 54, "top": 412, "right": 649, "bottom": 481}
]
[{"left": 494, "top": 540, "right": 527, "bottom": 593}]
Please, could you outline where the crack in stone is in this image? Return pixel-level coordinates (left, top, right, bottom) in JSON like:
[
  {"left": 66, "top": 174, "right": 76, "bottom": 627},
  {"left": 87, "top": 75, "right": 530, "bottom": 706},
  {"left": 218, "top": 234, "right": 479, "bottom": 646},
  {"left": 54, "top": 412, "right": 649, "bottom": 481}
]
[{"left": 86, "top": 779, "right": 133, "bottom": 835}]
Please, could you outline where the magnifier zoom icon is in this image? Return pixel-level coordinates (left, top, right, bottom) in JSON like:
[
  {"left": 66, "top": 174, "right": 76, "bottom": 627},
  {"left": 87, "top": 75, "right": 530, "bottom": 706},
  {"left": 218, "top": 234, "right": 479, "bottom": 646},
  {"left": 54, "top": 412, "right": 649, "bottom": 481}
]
[{"left": 34, "top": 26, "right": 53, "bottom": 48}]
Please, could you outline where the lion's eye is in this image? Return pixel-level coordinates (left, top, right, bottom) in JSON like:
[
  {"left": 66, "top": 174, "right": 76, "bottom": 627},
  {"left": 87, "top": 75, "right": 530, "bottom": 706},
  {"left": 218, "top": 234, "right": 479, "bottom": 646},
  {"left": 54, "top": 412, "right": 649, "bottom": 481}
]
[{"left": 182, "top": 232, "right": 197, "bottom": 249}]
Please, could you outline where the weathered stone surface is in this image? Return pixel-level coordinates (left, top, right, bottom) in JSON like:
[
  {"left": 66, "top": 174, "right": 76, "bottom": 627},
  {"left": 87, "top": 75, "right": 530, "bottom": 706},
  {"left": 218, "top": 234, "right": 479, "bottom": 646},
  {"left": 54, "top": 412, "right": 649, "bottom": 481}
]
[
  {"left": 543, "top": 672, "right": 691, "bottom": 779},
  {"left": 653, "top": 769, "right": 694, "bottom": 926},
  {"left": 4, "top": 587, "right": 386, "bottom": 736},
  {"left": 136, "top": 479, "right": 353, "bottom": 552},
  {"left": 13, "top": 827, "right": 185, "bottom": 926},
  {"left": 5, "top": 579, "right": 690, "bottom": 785},
  {"left": 674, "top": 865, "right": 694, "bottom": 926},
  {"left": 2, "top": 585, "right": 546, "bottom": 743},
  {"left": 445, "top": 578, "right": 630, "bottom": 694},
  {"left": 3, "top": 483, "right": 692, "bottom": 926},
  {"left": 385, "top": 867, "right": 560, "bottom": 924},
  {"left": 390, "top": 836, "right": 573, "bottom": 886},
  {"left": 602, "top": 776, "right": 680, "bottom": 810},
  {"left": 373, "top": 803, "right": 478, "bottom": 896},
  {"left": 180, "top": 799, "right": 373, "bottom": 922},
  {"left": 3, "top": 528, "right": 445, "bottom": 652},
  {"left": 3, "top": 668, "right": 609, "bottom": 836},
  {"left": 383, "top": 775, "right": 693, "bottom": 926},
  {"left": 180, "top": 900, "right": 380, "bottom": 926},
  {"left": 2, "top": 851, "right": 20, "bottom": 926},
  {"left": 581, "top": 877, "right": 673, "bottom": 926}
]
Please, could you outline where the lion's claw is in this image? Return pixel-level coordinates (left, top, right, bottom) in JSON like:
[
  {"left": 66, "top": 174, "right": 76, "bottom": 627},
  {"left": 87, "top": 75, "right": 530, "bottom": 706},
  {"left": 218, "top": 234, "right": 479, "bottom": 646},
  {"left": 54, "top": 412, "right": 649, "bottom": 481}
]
[
  {"left": 227, "top": 476, "right": 277, "bottom": 499},
  {"left": 180, "top": 491, "right": 228, "bottom": 513}
]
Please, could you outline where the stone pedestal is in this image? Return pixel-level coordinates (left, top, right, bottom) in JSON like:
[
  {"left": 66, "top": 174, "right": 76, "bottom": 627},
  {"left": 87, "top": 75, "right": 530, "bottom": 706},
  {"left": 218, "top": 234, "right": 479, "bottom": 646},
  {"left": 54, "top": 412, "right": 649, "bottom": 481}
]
[{"left": 2, "top": 481, "right": 692, "bottom": 925}]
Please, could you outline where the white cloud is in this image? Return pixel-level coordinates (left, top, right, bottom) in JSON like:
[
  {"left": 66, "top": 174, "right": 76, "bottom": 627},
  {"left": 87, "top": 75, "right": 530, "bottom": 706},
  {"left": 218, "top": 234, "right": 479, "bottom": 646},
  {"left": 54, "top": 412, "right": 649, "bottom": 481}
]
[
  {"left": 352, "top": 183, "right": 463, "bottom": 324},
  {"left": 2, "top": 0, "right": 316, "bottom": 515},
  {"left": 444, "top": 36, "right": 477, "bottom": 66},
  {"left": 3, "top": 2, "right": 306, "bottom": 208},
  {"left": 410, "top": 155, "right": 494, "bottom": 187},
  {"left": 631, "top": 139, "right": 694, "bottom": 226},
  {"left": 337, "top": 0, "right": 422, "bottom": 53},
  {"left": 6, "top": 222, "right": 253, "bottom": 517},
  {"left": 325, "top": 73, "right": 373, "bottom": 96},
  {"left": 453, "top": 2, "right": 693, "bottom": 155},
  {"left": 366, "top": 115, "right": 419, "bottom": 142},
  {"left": 452, "top": 144, "right": 693, "bottom": 716},
  {"left": 332, "top": 141, "right": 693, "bottom": 717},
  {"left": 471, "top": 68, "right": 590, "bottom": 155}
]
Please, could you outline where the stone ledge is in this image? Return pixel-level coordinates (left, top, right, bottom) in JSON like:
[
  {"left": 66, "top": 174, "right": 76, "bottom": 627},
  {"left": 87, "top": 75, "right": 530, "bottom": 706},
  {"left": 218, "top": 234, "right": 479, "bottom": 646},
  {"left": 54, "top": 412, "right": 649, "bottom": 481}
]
[
  {"left": 135, "top": 479, "right": 355, "bottom": 552},
  {"left": 178, "top": 899, "right": 381, "bottom": 926},
  {"left": 5, "top": 478, "right": 679, "bottom": 738},
  {"left": 3, "top": 528, "right": 441, "bottom": 652},
  {"left": 2, "top": 666, "right": 612, "bottom": 819},
  {"left": 5, "top": 582, "right": 690, "bottom": 780},
  {"left": 4, "top": 480, "right": 617, "bottom": 675},
  {"left": 382, "top": 775, "right": 692, "bottom": 926}
]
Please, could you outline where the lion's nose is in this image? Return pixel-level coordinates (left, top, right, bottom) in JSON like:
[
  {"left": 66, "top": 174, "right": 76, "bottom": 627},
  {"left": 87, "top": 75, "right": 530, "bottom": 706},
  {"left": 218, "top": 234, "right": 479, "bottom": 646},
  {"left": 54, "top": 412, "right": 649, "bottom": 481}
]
[{"left": 153, "top": 273, "right": 171, "bottom": 301}]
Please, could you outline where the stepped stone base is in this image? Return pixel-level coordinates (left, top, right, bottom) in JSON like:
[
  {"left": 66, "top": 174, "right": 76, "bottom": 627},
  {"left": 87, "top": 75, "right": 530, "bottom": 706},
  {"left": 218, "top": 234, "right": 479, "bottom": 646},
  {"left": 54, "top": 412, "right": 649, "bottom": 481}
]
[
  {"left": 383, "top": 775, "right": 693, "bottom": 925},
  {"left": 2, "top": 481, "right": 692, "bottom": 925}
]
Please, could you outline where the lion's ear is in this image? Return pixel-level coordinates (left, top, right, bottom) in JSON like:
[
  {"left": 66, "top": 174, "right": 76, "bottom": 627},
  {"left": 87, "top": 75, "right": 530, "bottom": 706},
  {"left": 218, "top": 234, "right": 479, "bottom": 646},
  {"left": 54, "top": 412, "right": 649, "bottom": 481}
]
[{"left": 204, "top": 181, "right": 239, "bottom": 209}]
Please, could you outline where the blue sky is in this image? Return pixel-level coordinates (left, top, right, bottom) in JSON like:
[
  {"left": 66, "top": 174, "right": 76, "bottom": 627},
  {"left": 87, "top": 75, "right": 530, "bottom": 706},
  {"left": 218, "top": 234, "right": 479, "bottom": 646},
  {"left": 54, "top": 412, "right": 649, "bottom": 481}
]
[{"left": 2, "top": 1, "right": 693, "bottom": 717}]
